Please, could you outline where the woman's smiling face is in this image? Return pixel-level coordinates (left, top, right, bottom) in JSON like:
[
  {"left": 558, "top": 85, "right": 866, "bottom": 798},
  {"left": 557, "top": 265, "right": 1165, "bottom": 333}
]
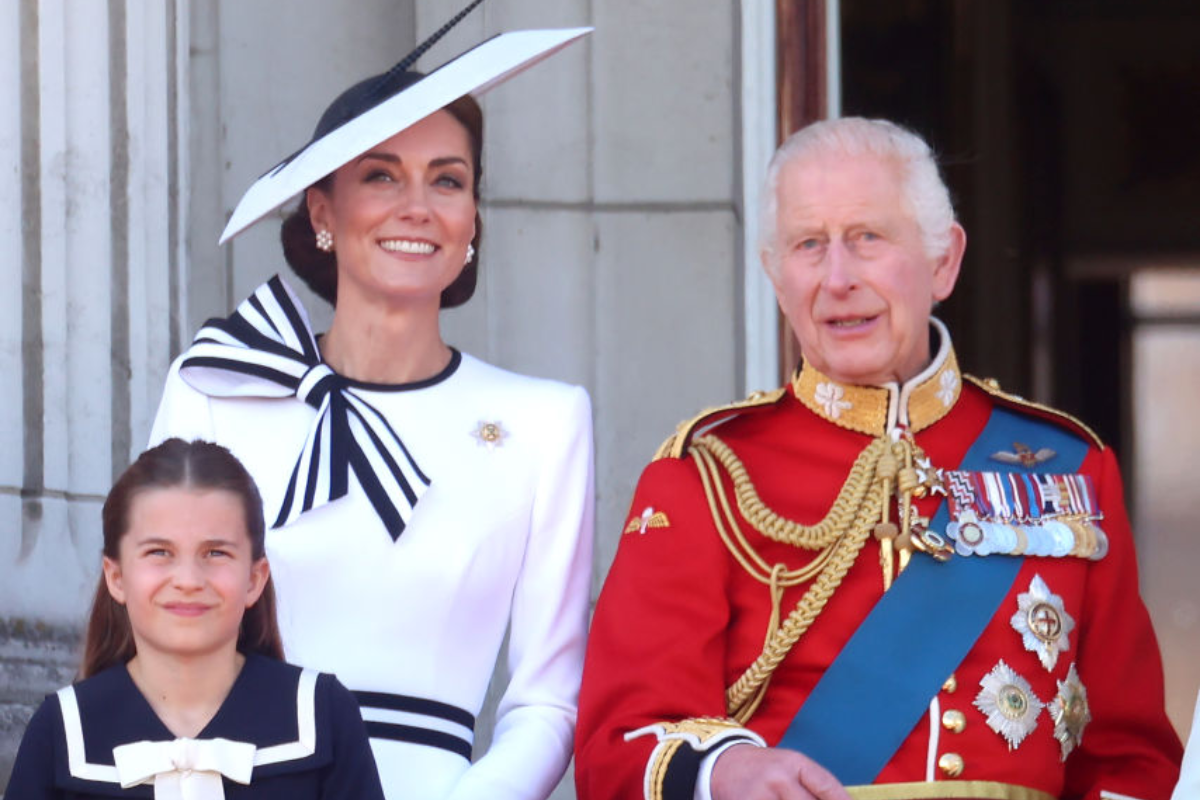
[{"left": 308, "top": 109, "right": 478, "bottom": 311}]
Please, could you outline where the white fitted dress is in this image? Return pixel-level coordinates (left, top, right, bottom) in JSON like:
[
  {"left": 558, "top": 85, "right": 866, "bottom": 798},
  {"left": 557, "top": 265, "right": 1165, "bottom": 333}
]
[{"left": 150, "top": 276, "right": 595, "bottom": 800}]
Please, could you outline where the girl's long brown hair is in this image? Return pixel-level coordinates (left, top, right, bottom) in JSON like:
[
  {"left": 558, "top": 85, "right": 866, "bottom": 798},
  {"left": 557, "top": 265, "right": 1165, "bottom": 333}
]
[{"left": 80, "top": 438, "right": 284, "bottom": 678}]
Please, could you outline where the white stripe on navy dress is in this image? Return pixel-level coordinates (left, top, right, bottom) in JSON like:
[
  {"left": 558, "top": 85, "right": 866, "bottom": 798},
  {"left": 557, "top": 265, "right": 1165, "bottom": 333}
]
[{"left": 178, "top": 275, "right": 430, "bottom": 540}]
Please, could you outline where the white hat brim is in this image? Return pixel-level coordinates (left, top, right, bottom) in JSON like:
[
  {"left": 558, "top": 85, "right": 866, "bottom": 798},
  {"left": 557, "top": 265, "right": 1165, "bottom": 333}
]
[{"left": 219, "top": 27, "right": 593, "bottom": 245}]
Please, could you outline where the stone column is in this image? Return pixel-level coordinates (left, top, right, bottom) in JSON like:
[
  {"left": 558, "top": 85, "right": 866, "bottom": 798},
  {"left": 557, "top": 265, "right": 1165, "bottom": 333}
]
[{"left": 0, "top": 0, "right": 187, "bottom": 787}]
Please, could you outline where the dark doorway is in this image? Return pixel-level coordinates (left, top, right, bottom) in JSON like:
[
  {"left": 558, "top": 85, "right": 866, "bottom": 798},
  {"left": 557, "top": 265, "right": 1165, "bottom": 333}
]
[{"left": 836, "top": 0, "right": 1200, "bottom": 739}]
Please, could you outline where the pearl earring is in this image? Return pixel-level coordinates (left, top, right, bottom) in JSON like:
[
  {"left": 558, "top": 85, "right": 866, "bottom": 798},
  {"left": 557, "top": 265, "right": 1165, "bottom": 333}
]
[
  {"left": 316, "top": 229, "right": 334, "bottom": 252},
  {"left": 465, "top": 243, "right": 476, "bottom": 265}
]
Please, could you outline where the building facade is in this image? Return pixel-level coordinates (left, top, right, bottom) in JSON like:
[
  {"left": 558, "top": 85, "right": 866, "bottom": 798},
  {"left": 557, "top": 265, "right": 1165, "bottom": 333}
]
[{"left": 3, "top": 1, "right": 1198, "bottom": 796}]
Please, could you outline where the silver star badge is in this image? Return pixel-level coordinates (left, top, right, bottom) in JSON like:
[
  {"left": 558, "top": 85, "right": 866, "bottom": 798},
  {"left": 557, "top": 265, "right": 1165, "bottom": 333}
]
[
  {"left": 1011, "top": 574, "right": 1075, "bottom": 671},
  {"left": 974, "top": 660, "right": 1044, "bottom": 750},
  {"left": 914, "top": 456, "right": 948, "bottom": 496},
  {"left": 1048, "top": 662, "right": 1091, "bottom": 761}
]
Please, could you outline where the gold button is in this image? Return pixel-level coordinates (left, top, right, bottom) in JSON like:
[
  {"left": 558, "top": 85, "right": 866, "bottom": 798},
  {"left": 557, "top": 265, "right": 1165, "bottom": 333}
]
[
  {"left": 938, "top": 752, "right": 964, "bottom": 777},
  {"left": 942, "top": 674, "right": 958, "bottom": 693},
  {"left": 941, "top": 709, "right": 966, "bottom": 733}
]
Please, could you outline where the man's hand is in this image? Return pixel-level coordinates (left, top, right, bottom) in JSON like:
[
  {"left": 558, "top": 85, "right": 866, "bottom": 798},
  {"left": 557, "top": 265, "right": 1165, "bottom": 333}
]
[{"left": 711, "top": 744, "right": 852, "bottom": 800}]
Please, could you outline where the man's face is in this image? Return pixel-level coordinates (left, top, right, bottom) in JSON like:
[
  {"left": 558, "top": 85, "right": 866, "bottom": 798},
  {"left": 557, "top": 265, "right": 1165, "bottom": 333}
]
[{"left": 766, "top": 152, "right": 964, "bottom": 386}]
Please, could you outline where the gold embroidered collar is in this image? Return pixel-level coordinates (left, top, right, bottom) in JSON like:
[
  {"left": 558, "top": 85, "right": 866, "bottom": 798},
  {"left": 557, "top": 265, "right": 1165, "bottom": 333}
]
[{"left": 791, "top": 319, "right": 961, "bottom": 436}]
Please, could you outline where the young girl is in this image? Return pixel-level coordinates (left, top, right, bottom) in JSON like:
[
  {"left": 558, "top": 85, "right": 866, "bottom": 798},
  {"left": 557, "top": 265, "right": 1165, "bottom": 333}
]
[{"left": 5, "top": 438, "right": 386, "bottom": 799}]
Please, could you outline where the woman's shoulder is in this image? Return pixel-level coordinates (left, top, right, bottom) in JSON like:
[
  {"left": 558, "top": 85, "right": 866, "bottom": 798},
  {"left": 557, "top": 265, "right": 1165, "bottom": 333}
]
[
  {"left": 456, "top": 352, "right": 590, "bottom": 405},
  {"left": 455, "top": 354, "right": 592, "bottom": 440}
]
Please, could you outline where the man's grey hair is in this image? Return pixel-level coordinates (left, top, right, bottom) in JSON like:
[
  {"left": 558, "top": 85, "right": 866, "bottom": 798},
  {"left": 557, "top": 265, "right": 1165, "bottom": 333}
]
[{"left": 758, "top": 117, "right": 957, "bottom": 275}]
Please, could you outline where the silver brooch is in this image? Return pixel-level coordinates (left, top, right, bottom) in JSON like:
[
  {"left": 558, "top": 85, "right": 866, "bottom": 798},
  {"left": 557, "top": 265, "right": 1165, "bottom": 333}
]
[
  {"left": 974, "top": 660, "right": 1044, "bottom": 750},
  {"left": 1011, "top": 574, "right": 1075, "bottom": 671},
  {"left": 470, "top": 420, "right": 507, "bottom": 450},
  {"left": 1048, "top": 662, "right": 1091, "bottom": 761}
]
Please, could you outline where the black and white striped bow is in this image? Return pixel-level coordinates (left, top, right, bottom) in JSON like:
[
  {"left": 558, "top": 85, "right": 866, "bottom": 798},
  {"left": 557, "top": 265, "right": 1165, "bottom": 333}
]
[{"left": 179, "top": 276, "right": 429, "bottom": 540}]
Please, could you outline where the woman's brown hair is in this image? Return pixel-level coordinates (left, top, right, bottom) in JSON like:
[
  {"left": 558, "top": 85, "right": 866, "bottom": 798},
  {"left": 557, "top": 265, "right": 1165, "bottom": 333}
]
[
  {"left": 281, "top": 74, "right": 485, "bottom": 310},
  {"left": 80, "top": 438, "right": 283, "bottom": 678}
]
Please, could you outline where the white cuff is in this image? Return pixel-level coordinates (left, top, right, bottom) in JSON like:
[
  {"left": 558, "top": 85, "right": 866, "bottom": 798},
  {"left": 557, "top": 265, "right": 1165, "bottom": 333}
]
[{"left": 694, "top": 740, "right": 766, "bottom": 800}]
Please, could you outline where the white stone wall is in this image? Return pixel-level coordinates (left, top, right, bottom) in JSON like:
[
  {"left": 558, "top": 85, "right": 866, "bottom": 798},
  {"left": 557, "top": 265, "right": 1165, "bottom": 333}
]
[
  {"left": 0, "top": 1, "right": 184, "bottom": 626},
  {"left": 1, "top": 0, "right": 188, "bottom": 789}
]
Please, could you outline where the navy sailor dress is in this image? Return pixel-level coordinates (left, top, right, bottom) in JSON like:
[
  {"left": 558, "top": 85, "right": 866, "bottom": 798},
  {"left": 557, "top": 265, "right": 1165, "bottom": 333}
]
[{"left": 5, "top": 654, "right": 385, "bottom": 799}]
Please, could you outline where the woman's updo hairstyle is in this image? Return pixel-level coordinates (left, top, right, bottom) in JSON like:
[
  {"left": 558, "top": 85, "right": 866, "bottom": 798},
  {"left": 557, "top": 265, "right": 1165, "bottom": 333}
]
[{"left": 281, "top": 69, "right": 485, "bottom": 309}]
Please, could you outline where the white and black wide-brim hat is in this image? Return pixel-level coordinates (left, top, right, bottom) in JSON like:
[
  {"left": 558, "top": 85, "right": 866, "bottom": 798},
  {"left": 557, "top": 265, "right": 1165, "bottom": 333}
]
[{"left": 219, "top": 13, "right": 590, "bottom": 244}]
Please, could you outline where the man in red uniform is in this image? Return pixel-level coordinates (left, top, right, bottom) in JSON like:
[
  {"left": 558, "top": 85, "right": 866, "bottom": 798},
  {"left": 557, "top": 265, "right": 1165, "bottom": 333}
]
[{"left": 575, "top": 118, "right": 1182, "bottom": 800}]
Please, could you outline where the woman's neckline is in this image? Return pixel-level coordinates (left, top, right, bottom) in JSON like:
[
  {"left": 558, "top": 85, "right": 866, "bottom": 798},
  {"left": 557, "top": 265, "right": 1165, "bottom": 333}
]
[{"left": 329, "top": 346, "right": 464, "bottom": 392}]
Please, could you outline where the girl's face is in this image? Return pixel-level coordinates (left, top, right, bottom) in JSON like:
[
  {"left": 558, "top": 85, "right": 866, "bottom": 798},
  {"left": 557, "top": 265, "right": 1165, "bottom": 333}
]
[
  {"left": 308, "top": 109, "right": 478, "bottom": 311},
  {"left": 103, "top": 487, "right": 269, "bottom": 664}
]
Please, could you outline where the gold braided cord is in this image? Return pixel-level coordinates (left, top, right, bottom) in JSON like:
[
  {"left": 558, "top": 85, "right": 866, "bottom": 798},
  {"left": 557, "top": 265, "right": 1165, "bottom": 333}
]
[
  {"left": 687, "top": 434, "right": 894, "bottom": 722},
  {"left": 723, "top": 483, "right": 881, "bottom": 720},
  {"left": 692, "top": 444, "right": 838, "bottom": 588},
  {"left": 699, "top": 435, "right": 891, "bottom": 549}
]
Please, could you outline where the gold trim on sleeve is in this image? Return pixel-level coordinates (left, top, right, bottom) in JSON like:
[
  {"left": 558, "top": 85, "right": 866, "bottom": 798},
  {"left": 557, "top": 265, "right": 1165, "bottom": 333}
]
[
  {"left": 846, "top": 781, "right": 1055, "bottom": 800},
  {"left": 625, "top": 718, "right": 766, "bottom": 800}
]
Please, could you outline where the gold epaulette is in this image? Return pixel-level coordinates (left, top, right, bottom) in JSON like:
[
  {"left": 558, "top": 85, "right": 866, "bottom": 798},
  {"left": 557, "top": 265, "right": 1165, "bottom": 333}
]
[
  {"left": 964, "top": 374, "right": 1104, "bottom": 450},
  {"left": 652, "top": 388, "right": 788, "bottom": 461}
]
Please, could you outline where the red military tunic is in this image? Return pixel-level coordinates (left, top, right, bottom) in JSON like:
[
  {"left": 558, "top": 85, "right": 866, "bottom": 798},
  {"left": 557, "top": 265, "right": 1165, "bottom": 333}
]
[{"left": 576, "top": 326, "right": 1181, "bottom": 800}]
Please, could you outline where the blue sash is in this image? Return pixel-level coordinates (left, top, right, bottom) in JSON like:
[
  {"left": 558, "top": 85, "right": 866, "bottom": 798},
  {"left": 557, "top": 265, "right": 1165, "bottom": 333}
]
[{"left": 775, "top": 407, "right": 1089, "bottom": 783}]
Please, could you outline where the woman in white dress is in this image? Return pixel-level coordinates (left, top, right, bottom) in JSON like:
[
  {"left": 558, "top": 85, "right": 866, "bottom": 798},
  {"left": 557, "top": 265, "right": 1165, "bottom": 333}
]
[{"left": 149, "top": 18, "right": 594, "bottom": 800}]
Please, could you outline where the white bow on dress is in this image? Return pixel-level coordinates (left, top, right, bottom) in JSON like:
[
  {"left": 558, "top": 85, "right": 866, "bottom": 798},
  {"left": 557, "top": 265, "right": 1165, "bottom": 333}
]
[
  {"left": 178, "top": 275, "right": 430, "bottom": 540},
  {"left": 113, "top": 736, "right": 256, "bottom": 800}
]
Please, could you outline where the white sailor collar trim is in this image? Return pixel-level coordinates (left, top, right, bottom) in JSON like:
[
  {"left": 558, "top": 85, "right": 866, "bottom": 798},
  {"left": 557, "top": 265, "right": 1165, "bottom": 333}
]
[
  {"left": 792, "top": 318, "right": 961, "bottom": 436},
  {"left": 57, "top": 667, "right": 318, "bottom": 786}
]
